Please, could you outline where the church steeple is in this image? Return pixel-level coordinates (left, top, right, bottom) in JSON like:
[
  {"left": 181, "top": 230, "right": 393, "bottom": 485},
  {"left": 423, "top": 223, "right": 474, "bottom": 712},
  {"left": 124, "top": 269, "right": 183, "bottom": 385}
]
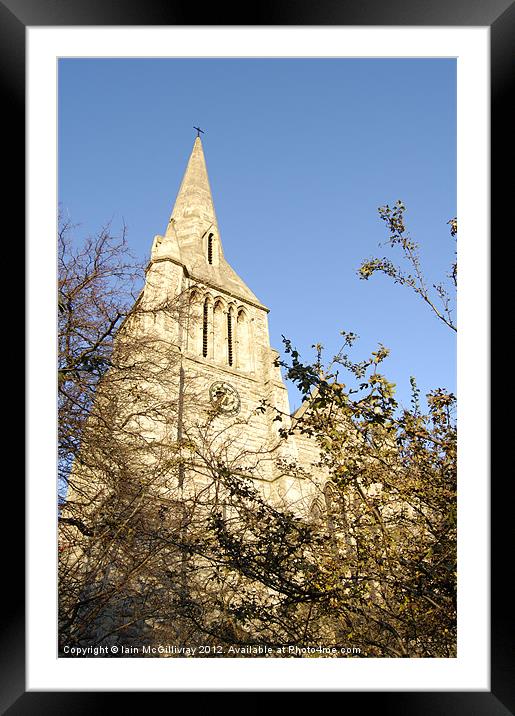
[
  {"left": 165, "top": 136, "right": 218, "bottom": 245},
  {"left": 136, "top": 132, "right": 303, "bottom": 506},
  {"left": 151, "top": 135, "right": 265, "bottom": 309}
]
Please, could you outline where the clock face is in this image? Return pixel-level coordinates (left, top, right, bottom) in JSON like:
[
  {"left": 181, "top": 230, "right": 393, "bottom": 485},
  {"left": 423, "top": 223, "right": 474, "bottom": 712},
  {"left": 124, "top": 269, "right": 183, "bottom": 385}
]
[{"left": 209, "top": 381, "right": 241, "bottom": 415}]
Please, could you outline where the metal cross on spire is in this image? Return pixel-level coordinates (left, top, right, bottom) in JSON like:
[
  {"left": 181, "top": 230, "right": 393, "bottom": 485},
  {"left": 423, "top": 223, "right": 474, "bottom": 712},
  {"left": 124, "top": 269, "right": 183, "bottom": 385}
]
[{"left": 193, "top": 126, "right": 205, "bottom": 138}]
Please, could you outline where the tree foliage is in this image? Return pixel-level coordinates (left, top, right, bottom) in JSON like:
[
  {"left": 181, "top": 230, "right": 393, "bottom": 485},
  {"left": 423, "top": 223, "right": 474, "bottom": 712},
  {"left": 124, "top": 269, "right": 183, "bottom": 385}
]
[
  {"left": 58, "top": 214, "right": 143, "bottom": 494},
  {"left": 358, "top": 200, "right": 457, "bottom": 332},
  {"left": 273, "top": 331, "right": 456, "bottom": 656},
  {"left": 58, "top": 205, "right": 456, "bottom": 658}
]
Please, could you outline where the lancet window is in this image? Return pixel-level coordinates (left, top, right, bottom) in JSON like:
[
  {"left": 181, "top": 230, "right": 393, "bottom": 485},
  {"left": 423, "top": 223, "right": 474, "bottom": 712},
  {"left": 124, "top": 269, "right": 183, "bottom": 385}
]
[{"left": 190, "top": 291, "right": 252, "bottom": 371}]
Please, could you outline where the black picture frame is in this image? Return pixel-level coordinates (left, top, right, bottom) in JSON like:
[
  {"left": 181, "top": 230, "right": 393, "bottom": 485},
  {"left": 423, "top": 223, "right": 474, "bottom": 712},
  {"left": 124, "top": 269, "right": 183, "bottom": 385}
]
[{"left": 9, "top": 0, "right": 509, "bottom": 711}]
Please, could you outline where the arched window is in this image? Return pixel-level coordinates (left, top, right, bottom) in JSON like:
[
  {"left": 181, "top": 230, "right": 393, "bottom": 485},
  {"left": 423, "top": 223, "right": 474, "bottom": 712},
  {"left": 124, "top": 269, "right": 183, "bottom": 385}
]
[
  {"left": 310, "top": 499, "right": 323, "bottom": 524},
  {"left": 236, "top": 308, "right": 250, "bottom": 371},
  {"left": 213, "top": 300, "right": 224, "bottom": 363},
  {"left": 227, "top": 307, "right": 234, "bottom": 366},
  {"left": 324, "top": 482, "right": 334, "bottom": 510},
  {"left": 189, "top": 289, "right": 200, "bottom": 309},
  {"left": 187, "top": 290, "right": 202, "bottom": 355},
  {"left": 207, "top": 234, "right": 214, "bottom": 265},
  {"left": 202, "top": 298, "right": 209, "bottom": 358}
]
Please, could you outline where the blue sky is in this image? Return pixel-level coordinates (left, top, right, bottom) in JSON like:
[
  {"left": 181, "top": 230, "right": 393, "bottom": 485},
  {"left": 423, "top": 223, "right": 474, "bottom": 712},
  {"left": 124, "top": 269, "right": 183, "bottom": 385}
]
[{"left": 58, "top": 58, "right": 456, "bottom": 412}]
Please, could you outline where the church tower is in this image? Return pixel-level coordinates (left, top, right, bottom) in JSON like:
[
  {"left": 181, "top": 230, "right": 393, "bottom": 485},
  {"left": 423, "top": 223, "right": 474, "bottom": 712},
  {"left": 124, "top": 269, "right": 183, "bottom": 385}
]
[
  {"left": 60, "top": 135, "right": 329, "bottom": 653},
  {"left": 133, "top": 135, "right": 312, "bottom": 510}
]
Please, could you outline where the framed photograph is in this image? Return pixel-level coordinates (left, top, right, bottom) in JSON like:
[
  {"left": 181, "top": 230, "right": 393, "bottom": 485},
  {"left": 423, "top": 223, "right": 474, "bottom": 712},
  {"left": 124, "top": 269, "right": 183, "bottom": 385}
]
[{"left": 10, "top": 0, "right": 508, "bottom": 710}]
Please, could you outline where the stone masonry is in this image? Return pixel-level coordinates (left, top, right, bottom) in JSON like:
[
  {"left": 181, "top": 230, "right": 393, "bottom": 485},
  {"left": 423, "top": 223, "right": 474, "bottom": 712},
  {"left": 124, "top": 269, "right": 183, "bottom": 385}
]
[{"left": 116, "top": 136, "right": 326, "bottom": 514}]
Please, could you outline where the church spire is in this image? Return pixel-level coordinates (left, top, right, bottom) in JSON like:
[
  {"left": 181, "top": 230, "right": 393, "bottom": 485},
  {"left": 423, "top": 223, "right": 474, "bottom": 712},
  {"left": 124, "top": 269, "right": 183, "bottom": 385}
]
[
  {"left": 165, "top": 135, "right": 218, "bottom": 244},
  {"left": 152, "top": 134, "right": 265, "bottom": 309}
]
